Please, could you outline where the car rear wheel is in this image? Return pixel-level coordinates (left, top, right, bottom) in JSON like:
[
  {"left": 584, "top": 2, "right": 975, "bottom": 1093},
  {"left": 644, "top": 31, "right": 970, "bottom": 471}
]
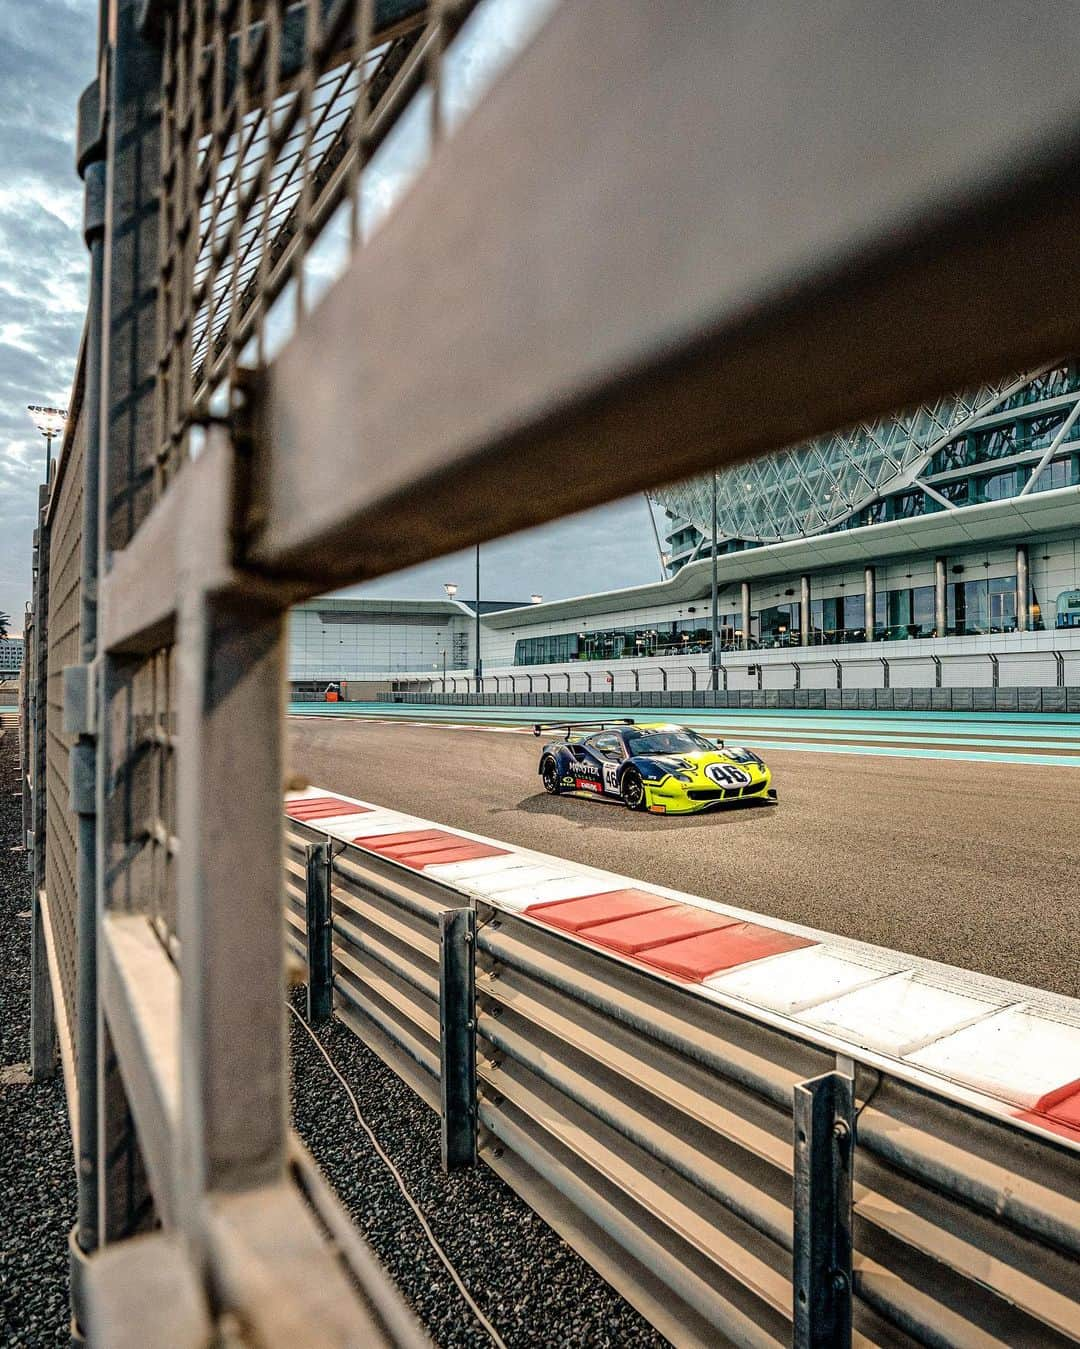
[
  {"left": 541, "top": 757, "right": 562, "bottom": 794},
  {"left": 622, "top": 767, "right": 647, "bottom": 811}
]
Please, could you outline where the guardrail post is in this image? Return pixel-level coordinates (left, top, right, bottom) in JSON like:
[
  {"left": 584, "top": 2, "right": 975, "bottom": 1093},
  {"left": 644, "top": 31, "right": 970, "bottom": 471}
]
[
  {"left": 1053, "top": 649, "right": 1065, "bottom": 687},
  {"left": 832, "top": 658, "right": 842, "bottom": 691},
  {"left": 305, "top": 842, "right": 333, "bottom": 1024},
  {"left": 791, "top": 661, "right": 801, "bottom": 690},
  {"left": 439, "top": 907, "right": 476, "bottom": 1171},
  {"left": 879, "top": 656, "right": 889, "bottom": 688},
  {"left": 687, "top": 665, "right": 696, "bottom": 692},
  {"left": 793, "top": 1071, "right": 853, "bottom": 1349},
  {"left": 932, "top": 654, "right": 942, "bottom": 688},
  {"left": 989, "top": 652, "right": 999, "bottom": 688}
]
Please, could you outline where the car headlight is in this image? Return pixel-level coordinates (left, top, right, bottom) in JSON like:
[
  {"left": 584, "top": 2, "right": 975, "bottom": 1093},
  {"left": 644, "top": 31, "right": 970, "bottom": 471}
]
[{"left": 726, "top": 747, "right": 762, "bottom": 765}]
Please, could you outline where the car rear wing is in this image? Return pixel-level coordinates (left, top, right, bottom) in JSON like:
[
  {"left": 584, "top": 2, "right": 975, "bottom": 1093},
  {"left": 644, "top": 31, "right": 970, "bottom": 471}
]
[{"left": 532, "top": 719, "right": 635, "bottom": 738}]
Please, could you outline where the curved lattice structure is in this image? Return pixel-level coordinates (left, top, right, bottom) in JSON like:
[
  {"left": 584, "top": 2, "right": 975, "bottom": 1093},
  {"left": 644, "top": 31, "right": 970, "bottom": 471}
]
[{"left": 656, "top": 373, "right": 1032, "bottom": 543}]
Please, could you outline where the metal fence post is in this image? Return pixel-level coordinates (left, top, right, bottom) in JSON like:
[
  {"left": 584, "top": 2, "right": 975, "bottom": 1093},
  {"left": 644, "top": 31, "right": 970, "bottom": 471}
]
[
  {"left": 793, "top": 1071, "right": 854, "bottom": 1349},
  {"left": 439, "top": 907, "right": 476, "bottom": 1172},
  {"left": 66, "top": 91, "right": 108, "bottom": 1295},
  {"left": 305, "top": 842, "right": 333, "bottom": 1024}
]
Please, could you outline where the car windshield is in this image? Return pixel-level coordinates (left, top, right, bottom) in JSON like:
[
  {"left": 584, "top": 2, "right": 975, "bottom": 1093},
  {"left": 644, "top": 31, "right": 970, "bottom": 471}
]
[{"left": 624, "top": 728, "right": 714, "bottom": 755}]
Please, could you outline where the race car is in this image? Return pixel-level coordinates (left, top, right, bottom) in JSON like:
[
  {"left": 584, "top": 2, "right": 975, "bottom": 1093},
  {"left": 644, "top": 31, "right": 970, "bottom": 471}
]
[{"left": 534, "top": 720, "right": 776, "bottom": 814}]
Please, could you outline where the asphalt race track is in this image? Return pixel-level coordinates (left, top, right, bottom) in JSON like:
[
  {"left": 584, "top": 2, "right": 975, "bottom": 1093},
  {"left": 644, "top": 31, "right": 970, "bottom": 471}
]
[{"left": 286, "top": 713, "right": 1080, "bottom": 999}]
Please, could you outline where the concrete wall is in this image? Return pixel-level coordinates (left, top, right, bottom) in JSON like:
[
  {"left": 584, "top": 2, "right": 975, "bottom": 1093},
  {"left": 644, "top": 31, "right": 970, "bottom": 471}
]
[{"left": 402, "top": 628, "right": 1080, "bottom": 695}]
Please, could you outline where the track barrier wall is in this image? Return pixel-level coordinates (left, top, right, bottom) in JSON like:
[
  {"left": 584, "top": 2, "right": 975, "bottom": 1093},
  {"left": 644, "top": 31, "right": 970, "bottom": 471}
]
[{"left": 391, "top": 687, "right": 1080, "bottom": 712}]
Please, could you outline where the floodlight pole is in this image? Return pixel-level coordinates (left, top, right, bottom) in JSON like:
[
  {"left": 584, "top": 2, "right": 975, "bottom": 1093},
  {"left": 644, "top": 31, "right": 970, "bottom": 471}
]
[{"left": 710, "top": 469, "right": 720, "bottom": 691}]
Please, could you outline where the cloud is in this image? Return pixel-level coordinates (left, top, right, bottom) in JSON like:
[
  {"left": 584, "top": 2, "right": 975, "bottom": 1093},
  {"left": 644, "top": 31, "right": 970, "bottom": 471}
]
[
  {"left": 0, "top": 0, "right": 96, "bottom": 628},
  {"left": 0, "top": 0, "right": 666, "bottom": 629}
]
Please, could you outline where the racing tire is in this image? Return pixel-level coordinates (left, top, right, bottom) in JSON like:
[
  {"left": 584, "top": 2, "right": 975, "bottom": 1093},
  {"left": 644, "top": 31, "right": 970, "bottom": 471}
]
[
  {"left": 541, "top": 757, "right": 562, "bottom": 795},
  {"left": 622, "top": 767, "right": 648, "bottom": 811}
]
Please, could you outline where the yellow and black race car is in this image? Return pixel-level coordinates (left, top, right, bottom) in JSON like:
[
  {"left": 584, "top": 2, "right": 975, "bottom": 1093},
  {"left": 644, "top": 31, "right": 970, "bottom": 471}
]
[{"left": 534, "top": 719, "right": 776, "bottom": 814}]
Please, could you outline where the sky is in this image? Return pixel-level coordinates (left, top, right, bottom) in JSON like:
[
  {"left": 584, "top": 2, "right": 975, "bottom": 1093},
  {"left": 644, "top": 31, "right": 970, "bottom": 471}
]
[
  {"left": 0, "top": 0, "right": 670, "bottom": 634},
  {"left": 0, "top": 0, "right": 97, "bottom": 636}
]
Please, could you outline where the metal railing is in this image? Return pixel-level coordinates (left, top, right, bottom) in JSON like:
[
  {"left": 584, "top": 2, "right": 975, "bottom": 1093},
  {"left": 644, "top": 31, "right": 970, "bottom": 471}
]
[
  {"left": 284, "top": 820, "right": 1080, "bottom": 1348},
  {"left": 21, "top": 0, "right": 1080, "bottom": 1342}
]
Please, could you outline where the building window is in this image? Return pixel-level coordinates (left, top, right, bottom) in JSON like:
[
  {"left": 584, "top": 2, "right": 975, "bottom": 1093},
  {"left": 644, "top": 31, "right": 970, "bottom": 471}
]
[
  {"left": 947, "top": 575, "right": 1017, "bottom": 635},
  {"left": 975, "top": 469, "right": 1022, "bottom": 503},
  {"left": 757, "top": 603, "right": 798, "bottom": 647},
  {"left": 883, "top": 586, "right": 935, "bottom": 640},
  {"left": 1029, "top": 456, "right": 1077, "bottom": 493}
]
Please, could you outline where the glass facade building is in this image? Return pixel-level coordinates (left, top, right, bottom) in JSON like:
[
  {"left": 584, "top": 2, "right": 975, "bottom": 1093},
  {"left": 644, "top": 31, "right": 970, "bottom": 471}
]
[{"left": 656, "top": 362, "right": 1080, "bottom": 565}]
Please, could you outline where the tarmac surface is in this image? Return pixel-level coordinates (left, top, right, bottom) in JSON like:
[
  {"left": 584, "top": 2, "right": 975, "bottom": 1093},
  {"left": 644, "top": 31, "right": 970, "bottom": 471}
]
[{"left": 287, "top": 714, "right": 1080, "bottom": 998}]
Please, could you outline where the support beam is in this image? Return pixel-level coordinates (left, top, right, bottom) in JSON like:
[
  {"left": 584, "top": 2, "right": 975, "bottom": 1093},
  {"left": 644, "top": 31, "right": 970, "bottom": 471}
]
[
  {"left": 864, "top": 566, "right": 876, "bottom": 641},
  {"left": 439, "top": 908, "right": 477, "bottom": 1172},
  {"left": 740, "top": 581, "right": 751, "bottom": 651},
  {"left": 250, "top": 0, "right": 1080, "bottom": 589},
  {"left": 305, "top": 843, "right": 333, "bottom": 1024},
  {"left": 1016, "top": 543, "right": 1029, "bottom": 631},
  {"left": 175, "top": 439, "right": 288, "bottom": 1227},
  {"left": 934, "top": 557, "right": 948, "bottom": 637},
  {"left": 800, "top": 574, "right": 811, "bottom": 647},
  {"left": 99, "top": 914, "right": 181, "bottom": 1227},
  {"left": 793, "top": 1071, "right": 854, "bottom": 1349}
]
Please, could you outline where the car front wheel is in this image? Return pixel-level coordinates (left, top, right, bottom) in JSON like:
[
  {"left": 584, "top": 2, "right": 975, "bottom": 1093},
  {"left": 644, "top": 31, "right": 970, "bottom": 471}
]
[
  {"left": 622, "top": 767, "right": 647, "bottom": 811},
  {"left": 541, "top": 757, "right": 562, "bottom": 795}
]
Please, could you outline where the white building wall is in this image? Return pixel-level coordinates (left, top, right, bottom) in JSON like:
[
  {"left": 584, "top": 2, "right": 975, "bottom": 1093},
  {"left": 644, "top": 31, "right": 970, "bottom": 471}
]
[{"left": 289, "top": 607, "right": 473, "bottom": 680}]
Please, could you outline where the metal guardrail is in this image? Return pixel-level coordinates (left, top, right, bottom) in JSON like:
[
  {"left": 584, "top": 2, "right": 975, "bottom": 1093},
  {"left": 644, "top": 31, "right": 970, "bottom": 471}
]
[{"left": 284, "top": 819, "right": 1080, "bottom": 1348}]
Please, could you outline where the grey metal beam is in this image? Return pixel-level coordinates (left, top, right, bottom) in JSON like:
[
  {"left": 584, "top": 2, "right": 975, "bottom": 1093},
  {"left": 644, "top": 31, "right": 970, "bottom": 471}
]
[
  {"left": 99, "top": 482, "right": 180, "bottom": 655},
  {"left": 439, "top": 906, "right": 477, "bottom": 1171},
  {"left": 251, "top": 0, "right": 1080, "bottom": 588},
  {"left": 175, "top": 436, "right": 289, "bottom": 1213},
  {"left": 304, "top": 842, "right": 333, "bottom": 1024},
  {"left": 95, "top": 0, "right": 165, "bottom": 1255},
  {"left": 83, "top": 1230, "right": 212, "bottom": 1349},
  {"left": 205, "top": 1183, "right": 414, "bottom": 1346},
  {"left": 793, "top": 1072, "right": 854, "bottom": 1348},
  {"left": 99, "top": 914, "right": 182, "bottom": 1228}
]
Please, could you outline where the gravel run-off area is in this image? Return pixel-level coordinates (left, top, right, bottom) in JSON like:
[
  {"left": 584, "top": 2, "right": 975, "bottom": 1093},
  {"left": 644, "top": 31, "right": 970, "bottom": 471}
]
[
  {"left": 0, "top": 732, "right": 75, "bottom": 1347},
  {"left": 290, "top": 987, "right": 667, "bottom": 1347}
]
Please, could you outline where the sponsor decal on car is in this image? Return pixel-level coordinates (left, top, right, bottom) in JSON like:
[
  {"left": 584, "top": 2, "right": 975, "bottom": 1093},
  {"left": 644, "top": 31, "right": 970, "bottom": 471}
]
[
  {"left": 574, "top": 778, "right": 602, "bottom": 793},
  {"left": 572, "top": 761, "right": 600, "bottom": 777},
  {"left": 704, "top": 762, "right": 752, "bottom": 787}
]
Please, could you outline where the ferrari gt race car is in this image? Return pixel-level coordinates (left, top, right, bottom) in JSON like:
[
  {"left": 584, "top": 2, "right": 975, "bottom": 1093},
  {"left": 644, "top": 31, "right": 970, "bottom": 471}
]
[{"left": 534, "top": 720, "right": 776, "bottom": 814}]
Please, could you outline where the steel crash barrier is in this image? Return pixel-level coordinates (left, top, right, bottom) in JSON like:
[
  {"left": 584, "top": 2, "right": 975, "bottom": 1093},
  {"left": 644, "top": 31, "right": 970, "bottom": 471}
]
[
  {"left": 283, "top": 793, "right": 1080, "bottom": 1348},
  {"left": 21, "top": 0, "right": 1080, "bottom": 1342},
  {"left": 392, "top": 686, "right": 1080, "bottom": 712}
]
